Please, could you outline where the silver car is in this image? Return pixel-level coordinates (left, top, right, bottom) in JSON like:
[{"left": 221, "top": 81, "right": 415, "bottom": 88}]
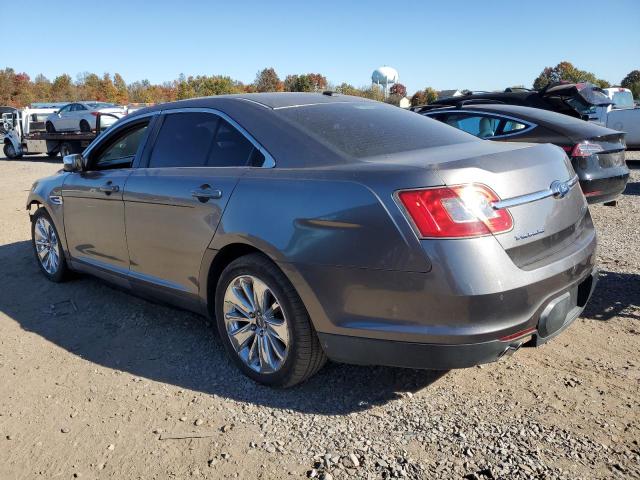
[
  {"left": 27, "top": 93, "right": 598, "bottom": 387},
  {"left": 45, "top": 102, "right": 125, "bottom": 133}
]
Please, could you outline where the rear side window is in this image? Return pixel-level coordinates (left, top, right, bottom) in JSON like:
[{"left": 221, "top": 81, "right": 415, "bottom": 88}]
[
  {"left": 437, "top": 114, "right": 501, "bottom": 139},
  {"left": 209, "top": 119, "right": 261, "bottom": 167},
  {"left": 149, "top": 112, "right": 219, "bottom": 168},
  {"left": 148, "top": 113, "right": 262, "bottom": 168},
  {"left": 277, "top": 102, "right": 475, "bottom": 159}
]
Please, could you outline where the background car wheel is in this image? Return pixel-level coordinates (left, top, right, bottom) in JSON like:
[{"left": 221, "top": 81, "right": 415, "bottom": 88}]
[
  {"left": 215, "top": 253, "right": 326, "bottom": 387},
  {"left": 31, "top": 208, "right": 69, "bottom": 282},
  {"left": 59, "top": 142, "right": 73, "bottom": 157},
  {"left": 45, "top": 121, "right": 56, "bottom": 133},
  {"left": 4, "top": 142, "right": 17, "bottom": 159},
  {"left": 47, "top": 151, "right": 59, "bottom": 158},
  {"left": 79, "top": 120, "right": 91, "bottom": 133}
]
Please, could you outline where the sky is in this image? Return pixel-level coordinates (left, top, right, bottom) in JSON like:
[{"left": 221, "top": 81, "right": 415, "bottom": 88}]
[{"left": 7, "top": 0, "right": 640, "bottom": 94}]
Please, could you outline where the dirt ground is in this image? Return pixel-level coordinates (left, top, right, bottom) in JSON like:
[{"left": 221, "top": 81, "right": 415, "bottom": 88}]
[{"left": 0, "top": 154, "right": 638, "bottom": 480}]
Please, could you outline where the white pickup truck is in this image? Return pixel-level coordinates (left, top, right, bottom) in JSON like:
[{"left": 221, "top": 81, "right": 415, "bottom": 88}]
[{"left": 592, "top": 87, "right": 640, "bottom": 148}]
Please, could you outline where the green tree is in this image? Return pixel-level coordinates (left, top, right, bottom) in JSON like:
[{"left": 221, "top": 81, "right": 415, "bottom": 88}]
[
  {"left": 113, "top": 73, "right": 129, "bottom": 104},
  {"left": 621, "top": 70, "right": 640, "bottom": 99},
  {"left": 51, "top": 74, "right": 75, "bottom": 101},
  {"left": 533, "top": 61, "right": 610, "bottom": 90},
  {"left": 101, "top": 73, "right": 119, "bottom": 103},
  {"left": 410, "top": 87, "right": 438, "bottom": 106},
  {"left": 254, "top": 68, "right": 282, "bottom": 92}
]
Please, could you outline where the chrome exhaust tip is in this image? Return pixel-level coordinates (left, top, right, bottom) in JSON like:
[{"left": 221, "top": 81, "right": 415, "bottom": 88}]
[{"left": 500, "top": 340, "right": 524, "bottom": 359}]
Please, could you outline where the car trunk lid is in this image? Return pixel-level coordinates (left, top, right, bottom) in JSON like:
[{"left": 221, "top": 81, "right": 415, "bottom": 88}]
[{"left": 431, "top": 142, "right": 589, "bottom": 257}]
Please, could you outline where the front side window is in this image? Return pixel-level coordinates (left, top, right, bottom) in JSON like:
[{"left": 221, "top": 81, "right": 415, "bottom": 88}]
[
  {"left": 58, "top": 105, "right": 72, "bottom": 114},
  {"left": 90, "top": 122, "right": 149, "bottom": 170}
]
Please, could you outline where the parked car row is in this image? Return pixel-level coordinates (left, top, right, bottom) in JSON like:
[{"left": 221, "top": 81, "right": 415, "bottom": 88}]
[
  {"left": 412, "top": 102, "right": 630, "bottom": 204},
  {"left": 28, "top": 92, "right": 600, "bottom": 387}
]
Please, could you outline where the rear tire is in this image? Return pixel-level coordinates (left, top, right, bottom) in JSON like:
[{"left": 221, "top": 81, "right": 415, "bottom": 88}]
[
  {"left": 45, "top": 121, "right": 56, "bottom": 133},
  {"left": 31, "top": 208, "right": 70, "bottom": 282},
  {"left": 215, "top": 253, "right": 326, "bottom": 387},
  {"left": 79, "top": 120, "right": 91, "bottom": 133}
]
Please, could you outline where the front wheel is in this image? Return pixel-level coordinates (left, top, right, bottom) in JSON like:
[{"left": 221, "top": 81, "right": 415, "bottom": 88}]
[
  {"left": 215, "top": 253, "right": 326, "bottom": 387},
  {"left": 31, "top": 208, "right": 69, "bottom": 282},
  {"left": 45, "top": 121, "right": 56, "bottom": 133},
  {"left": 3, "top": 142, "right": 20, "bottom": 159}
]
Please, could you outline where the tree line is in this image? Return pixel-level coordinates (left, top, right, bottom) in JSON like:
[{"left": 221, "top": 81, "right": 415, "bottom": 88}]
[
  {"left": 0, "top": 67, "right": 388, "bottom": 108},
  {"left": 1, "top": 62, "right": 638, "bottom": 109}
]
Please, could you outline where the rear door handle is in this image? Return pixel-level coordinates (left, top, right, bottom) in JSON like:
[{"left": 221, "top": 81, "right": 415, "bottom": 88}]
[
  {"left": 191, "top": 187, "right": 222, "bottom": 202},
  {"left": 98, "top": 183, "right": 119, "bottom": 194}
]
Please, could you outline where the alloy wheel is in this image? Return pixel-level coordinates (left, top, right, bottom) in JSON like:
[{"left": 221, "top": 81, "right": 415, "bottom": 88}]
[
  {"left": 34, "top": 217, "right": 60, "bottom": 274},
  {"left": 223, "top": 275, "right": 290, "bottom": 374}
]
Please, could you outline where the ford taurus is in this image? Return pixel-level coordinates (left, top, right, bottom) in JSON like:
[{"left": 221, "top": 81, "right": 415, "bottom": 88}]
[{"left": 27, "top": 93, "right": 598, "bottom": 387}]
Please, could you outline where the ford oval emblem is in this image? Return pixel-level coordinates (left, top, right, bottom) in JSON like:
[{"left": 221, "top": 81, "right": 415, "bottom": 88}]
[{"left": 550, "top": 180, "right": 571, "bottom": 199}]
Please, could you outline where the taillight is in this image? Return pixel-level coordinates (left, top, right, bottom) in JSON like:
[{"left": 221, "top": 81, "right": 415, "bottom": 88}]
[
  {"left": 90, "top": 111, "right": 99, "bottom": 117},
  {"left": 397, "top": 184, "right": 513, "bottom": 238},
  {"left": 571, "top": 142, "right": 603, "bottom": 157}
]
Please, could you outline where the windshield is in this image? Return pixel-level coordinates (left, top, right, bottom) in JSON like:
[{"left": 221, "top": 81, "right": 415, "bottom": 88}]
[
  {"left": 277, "top": 102, "right": 476, "bottom": 159},
  {"left": 611, "top": 91, "right": 634, "bottom": 109}
]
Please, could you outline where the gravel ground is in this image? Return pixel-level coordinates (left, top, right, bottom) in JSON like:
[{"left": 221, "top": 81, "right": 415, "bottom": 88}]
[{"left": 0, "top": 153, "right": 638, "bottom": 480}]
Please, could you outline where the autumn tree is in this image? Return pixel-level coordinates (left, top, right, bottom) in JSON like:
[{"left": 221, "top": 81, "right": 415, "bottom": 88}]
[
  {"left": 284, "top": 73, "right": 328, "bottom": 92},
  {"left": 533, "top": 61, "right": 610, "bottom": 90},
  {"left": 410, "top": 87, "right": 438, "bottom": 106},
  {"left": 254, "top": 68, "right": 282, "bottom": 92},
  {"left": 390, "top": 83, "right": 407, "bottom": 97}
]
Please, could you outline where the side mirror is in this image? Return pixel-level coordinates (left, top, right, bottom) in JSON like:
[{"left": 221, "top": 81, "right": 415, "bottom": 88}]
[{"left": 63, "top": 154, "right": 84, "bottom": 172}]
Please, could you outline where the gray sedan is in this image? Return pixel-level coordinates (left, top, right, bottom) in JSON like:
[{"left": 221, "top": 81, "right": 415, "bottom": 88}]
[{"left": 27, "top": 93, "right": 598, "bottom": 387}]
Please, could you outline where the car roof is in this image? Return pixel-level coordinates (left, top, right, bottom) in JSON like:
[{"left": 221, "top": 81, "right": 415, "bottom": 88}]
[
  {"left": 424, "top": 103, "right": 619, "bottom": 140},
  {"left": 132, "top": 92, "right": 371, "bottom": 116}
]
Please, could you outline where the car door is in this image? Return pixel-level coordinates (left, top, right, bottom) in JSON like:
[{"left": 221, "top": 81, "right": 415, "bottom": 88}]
[
  {"left": 73, "top": 103, "right": 89, "bottom": 130},
  {"left": 123, "top": 109, "right": 267, "bottom": 306},
  {"left": 55, "top": 104, "right": 73, "bottom": 131},
  {"left": 61, "top": 116, "right": 154, "bottom": 286}
]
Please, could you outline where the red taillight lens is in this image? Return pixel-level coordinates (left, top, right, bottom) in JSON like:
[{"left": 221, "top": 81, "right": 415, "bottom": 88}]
[
  {"left": 397, "top": 184, "right": 513, "bottom": 238},
  {"left": 90, "top": 111, "right": 99, "bottom": 117},
  {"left": 571, "top": 142, "right": 603, "bottom": 157}
]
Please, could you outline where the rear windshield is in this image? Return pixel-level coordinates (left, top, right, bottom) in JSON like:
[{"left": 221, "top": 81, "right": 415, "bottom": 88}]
[
  {"left": 85, "top": 102, "right": 117, "bottom": 109},
  {"left": 276, "top": 102, "right": 475, "bottom": 159}
]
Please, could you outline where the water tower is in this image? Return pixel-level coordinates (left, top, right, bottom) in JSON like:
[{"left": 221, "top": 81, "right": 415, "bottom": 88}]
[{"left": 372, "top": 66, "right": 399, "bottom": 98}]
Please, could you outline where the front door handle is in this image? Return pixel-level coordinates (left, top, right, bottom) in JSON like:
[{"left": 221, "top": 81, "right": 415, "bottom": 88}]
[
  {"left": 98, "top": 183, "right": 119, "bottom": 194},
  {"left": 191, "top": 186, "right": 222, "bottom": 202}
]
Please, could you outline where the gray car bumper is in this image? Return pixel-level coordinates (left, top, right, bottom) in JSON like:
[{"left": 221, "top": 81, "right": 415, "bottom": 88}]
[{"left": 317, "top": 268, "right": 598, "bottom": 370}]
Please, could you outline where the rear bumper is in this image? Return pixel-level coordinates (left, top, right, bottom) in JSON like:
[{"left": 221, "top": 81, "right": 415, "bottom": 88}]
[
  {"left": 318, "top": 268, "right": 598, "bottom": 369},
  {"left": 581, "top": 173, "right": 629, "bottom": 204}
]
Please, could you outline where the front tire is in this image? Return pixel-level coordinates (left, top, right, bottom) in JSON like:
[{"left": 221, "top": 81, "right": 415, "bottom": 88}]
[
  {"left": 215, "top": 253, "right": 326, "bottom": 387},
  {"left": 31, "top": 208, "right": 69, "bottom": 282},
  {"left": 45, "top": 121, "right": 56, "bottom": 133},
  {"left": 3, "top": 142, "right": 20, "bottom": 159}
]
